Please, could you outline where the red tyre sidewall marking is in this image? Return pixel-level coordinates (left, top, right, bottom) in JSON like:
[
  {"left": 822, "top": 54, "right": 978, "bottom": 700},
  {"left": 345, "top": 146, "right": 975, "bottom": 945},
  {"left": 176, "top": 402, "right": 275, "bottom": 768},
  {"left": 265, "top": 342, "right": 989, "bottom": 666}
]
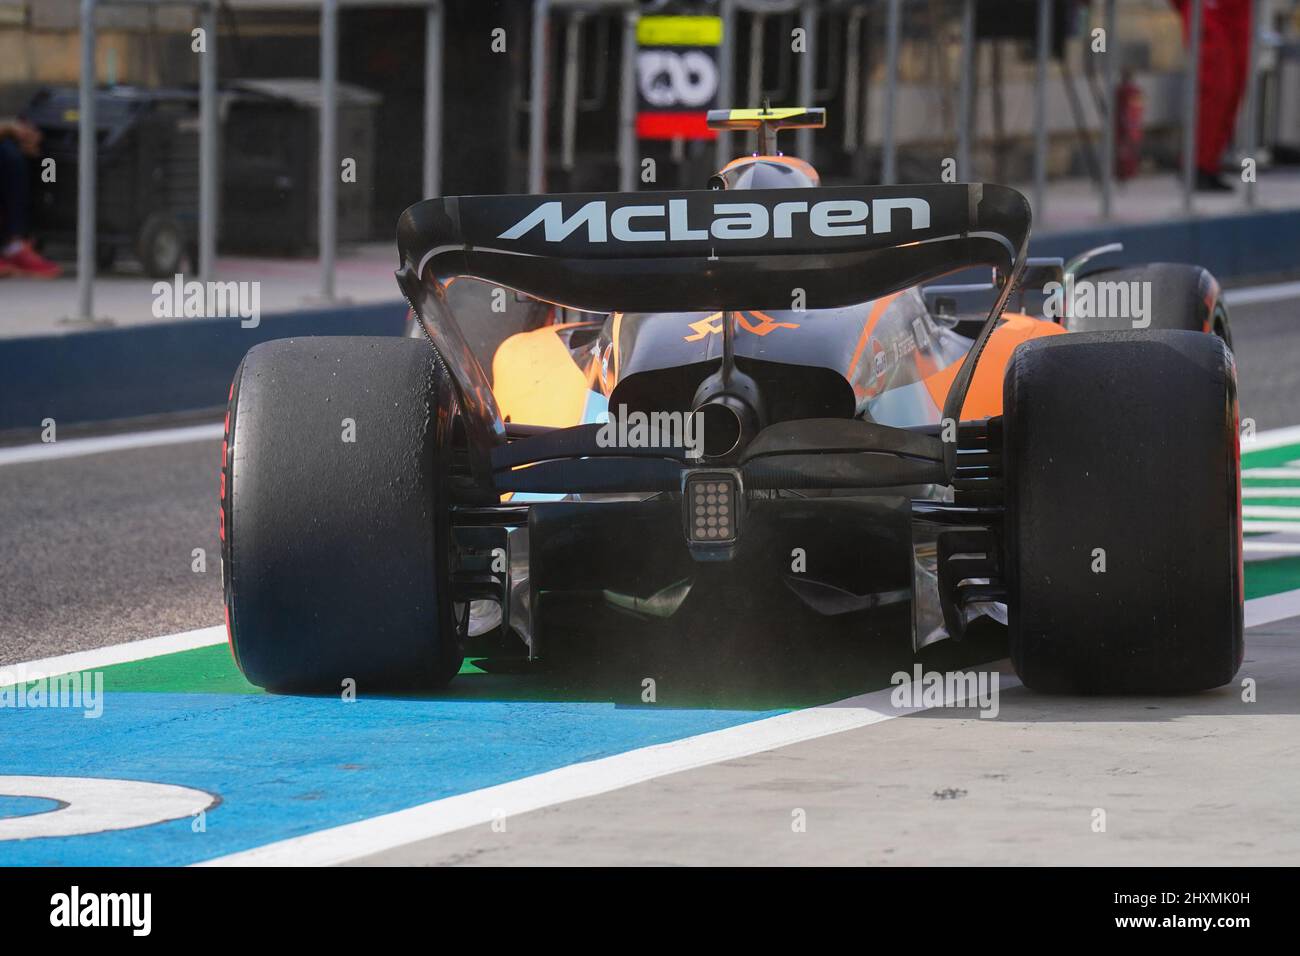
[{"left": 222, "top": 372, "right": 240, "bottom": 669}]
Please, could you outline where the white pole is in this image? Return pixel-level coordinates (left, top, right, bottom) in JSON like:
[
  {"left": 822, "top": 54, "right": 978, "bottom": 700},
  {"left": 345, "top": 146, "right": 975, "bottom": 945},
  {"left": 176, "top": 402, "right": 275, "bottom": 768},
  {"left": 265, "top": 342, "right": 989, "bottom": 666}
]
[
  {"left": 319, "top": 0, "right": 338, "bottom": 300},
  {"left": 714, "top": 0, "right": 736, "bottom": 169},
  {"left": 882, "top": 0, "right": 901, "bottom": 185},
  {"left": 529, "top": 0, "right": 550, "bottom": 193},
  {"left": 560, "top": 11, "right": 582, "bottom": 172},
  {"left": 618, "top": 7, "right": 637, "bottom": 192},
  {"left": 842, "top": 8, "right": 862, "bottom": 151},
  {"left": 198, "top": 0, "right": 218, "bottom": 283},
  {"left": 796, "top": 2, "right": 815, "bottom": 159},
  {"left": 1182, "top": 0, "right": 1203, "bottom": 215},
  {"left": 1100, "top": 0, "right": 1117, "bottom": 219},
  {"left": 77, "top": 0, "right": 97, "bottom": 322},
  {"left": 957, "top": 0, "right": 975, "bottom": 181},
  {"left": 1033, "top": 0, "right": 1051, "bottom": 219},
  {"left": 1242, "top": 0, "right": 1261, "bottom": 208},
  {"left": 423, "top": 1, "right": 444, "bottom": 199}
]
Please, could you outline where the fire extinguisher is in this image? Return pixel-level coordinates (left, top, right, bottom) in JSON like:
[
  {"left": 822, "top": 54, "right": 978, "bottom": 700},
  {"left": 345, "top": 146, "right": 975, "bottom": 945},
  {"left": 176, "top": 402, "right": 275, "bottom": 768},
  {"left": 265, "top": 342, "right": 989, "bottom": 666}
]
[{"left": 1115, "top": 69, "right": 1145, "bottom": 181}]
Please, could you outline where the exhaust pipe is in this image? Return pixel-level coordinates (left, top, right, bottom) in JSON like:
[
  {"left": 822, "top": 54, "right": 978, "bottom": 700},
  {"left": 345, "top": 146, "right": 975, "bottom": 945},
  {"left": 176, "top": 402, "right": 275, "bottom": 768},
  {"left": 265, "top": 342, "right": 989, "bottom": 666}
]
[
  {"left": 690, "top": 310, "right": 765, "bottom": 460},
  {"left": 692, "top": 396, "right": 755, "bottom": 459}
]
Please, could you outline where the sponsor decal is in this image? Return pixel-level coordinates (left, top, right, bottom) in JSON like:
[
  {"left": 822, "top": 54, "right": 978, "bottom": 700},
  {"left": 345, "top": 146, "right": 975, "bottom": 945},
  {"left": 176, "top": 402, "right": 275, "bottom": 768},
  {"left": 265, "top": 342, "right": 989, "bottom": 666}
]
[
  {"left": 683, "top": 310, "right": 800, "bottom": 342},
  {"left": 861, "top": 338, "right": 889, "bottom": 399},
  {"left": 498, "top": 197, "right": 932, "bottom": 245}
]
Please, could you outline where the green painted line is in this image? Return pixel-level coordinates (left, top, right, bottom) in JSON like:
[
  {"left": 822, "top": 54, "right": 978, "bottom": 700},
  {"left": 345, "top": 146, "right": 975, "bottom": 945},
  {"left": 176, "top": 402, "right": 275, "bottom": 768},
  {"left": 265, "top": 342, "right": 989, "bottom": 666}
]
[
  {"left": 0, "top": 643, "right": 258, "bottom": 697},
  {"left": 1245, "top": 556, "right": 1300, "bottom": 602},
  {"left": 1243, "top": 497, "right": 1300, "bottom": 507},
  {"left": 95, "top": 648, "right": 490, "bottom": 695},
  {"left": 96, "top": 642, "right": 259, "bottom": 694},
  {"left": 1, "top": 647, "right": 488, "bottom": 697},
  {"left": 1242, "top": 443, "right": 1300, "bottom": 468}
]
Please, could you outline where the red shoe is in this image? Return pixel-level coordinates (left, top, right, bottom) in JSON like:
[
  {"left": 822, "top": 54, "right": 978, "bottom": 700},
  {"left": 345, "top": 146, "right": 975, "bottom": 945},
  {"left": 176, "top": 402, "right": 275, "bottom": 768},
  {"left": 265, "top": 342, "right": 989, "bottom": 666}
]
[
  {"left": 0, "top": 258, "right": 14, "bottom": 278},
  {"left": 1, "top": 241, "right": 62, "bottom": 279}
]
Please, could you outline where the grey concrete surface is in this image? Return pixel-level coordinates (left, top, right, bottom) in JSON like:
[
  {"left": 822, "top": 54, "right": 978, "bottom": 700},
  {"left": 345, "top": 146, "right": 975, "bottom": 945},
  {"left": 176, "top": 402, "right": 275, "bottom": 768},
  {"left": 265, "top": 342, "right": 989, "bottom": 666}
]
[
  {"left": 354, "top": 617, "right": 1300, "bottom": 866},
  {"left": 1230, "top": 295, "right": 1300, "bottom": 433},
  {"left": 0, "top": 439, "right": 222, "bottom": 664}
]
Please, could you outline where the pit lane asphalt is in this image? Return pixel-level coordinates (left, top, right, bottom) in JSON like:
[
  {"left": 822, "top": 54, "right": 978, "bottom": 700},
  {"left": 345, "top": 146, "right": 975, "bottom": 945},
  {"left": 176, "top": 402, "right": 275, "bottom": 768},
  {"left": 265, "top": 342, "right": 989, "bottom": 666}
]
[
  {"left": 355, "top": 613, "right": 1300, "bottom": 866},
  {"left": 1, "top": 290, "right": 1296, "bottom": 665}
]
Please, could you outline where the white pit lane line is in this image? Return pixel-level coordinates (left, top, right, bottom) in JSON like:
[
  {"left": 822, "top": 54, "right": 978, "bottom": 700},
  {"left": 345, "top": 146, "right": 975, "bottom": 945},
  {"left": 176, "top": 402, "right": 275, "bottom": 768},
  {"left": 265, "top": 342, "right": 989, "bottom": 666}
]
[
  {"left": 0, "top": 423, "right": 224, "bottom": 467},
  {"left": 1243, "top": 467, "right": 1300, "bottom": 480},
  {"left": 3, "top": 627, "right": 228, "bottom": 678},
  {"left": 197, "top": 586, "right": 1300, "bottom": 867},
  {"left": 1244, "top": 541, "right": 1300, "bottom": 555},
  {"left": 1243, "top": 505, "right": 1300, "bottom": 519},
  {"left": 1243, "top": 521, "right": 1300, "bottom": 533},
  {"left": 1223, "top": 279, "right": 1300, "bottom": 308},
  {"left": 1241, "top": 424, "right": 1300, "bottom": 451}
]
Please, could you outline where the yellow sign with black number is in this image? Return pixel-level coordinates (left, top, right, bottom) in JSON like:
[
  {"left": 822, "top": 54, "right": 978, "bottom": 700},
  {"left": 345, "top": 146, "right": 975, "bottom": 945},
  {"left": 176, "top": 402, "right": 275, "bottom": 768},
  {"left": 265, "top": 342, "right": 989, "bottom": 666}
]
[{"left": 636, "top": 15, "right": 723, "bottom": 48}]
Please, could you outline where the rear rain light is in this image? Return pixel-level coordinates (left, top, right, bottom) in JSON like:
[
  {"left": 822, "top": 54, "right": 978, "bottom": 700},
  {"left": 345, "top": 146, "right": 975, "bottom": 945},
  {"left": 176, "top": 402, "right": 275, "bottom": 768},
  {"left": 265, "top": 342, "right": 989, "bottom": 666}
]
[{"left": 682, "top": 470, "right": 743, "bottom": 559}]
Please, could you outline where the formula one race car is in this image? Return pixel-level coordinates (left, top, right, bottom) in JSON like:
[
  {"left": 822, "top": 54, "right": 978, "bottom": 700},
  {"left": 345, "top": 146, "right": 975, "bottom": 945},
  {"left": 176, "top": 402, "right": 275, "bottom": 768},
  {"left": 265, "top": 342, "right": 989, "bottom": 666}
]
[{"left": 220, "top": 107, "right": 1242, "bottom": 695}]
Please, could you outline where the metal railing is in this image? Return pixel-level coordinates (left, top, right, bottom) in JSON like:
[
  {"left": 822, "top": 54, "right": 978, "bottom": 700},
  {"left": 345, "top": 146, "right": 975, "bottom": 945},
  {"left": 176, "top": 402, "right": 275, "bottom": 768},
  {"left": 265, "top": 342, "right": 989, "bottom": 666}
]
[
  {"left": 73, "top": 0, "right": 445, "bottom": 320},
  {"left": 75, "top": 0, "right": 219, "bottom": 321},
  {"left": 69, "top": 0, "right": 1282, "bottom": 322},
  {"left": 526, "top": 0, "right": 643, "bottom": 194}
]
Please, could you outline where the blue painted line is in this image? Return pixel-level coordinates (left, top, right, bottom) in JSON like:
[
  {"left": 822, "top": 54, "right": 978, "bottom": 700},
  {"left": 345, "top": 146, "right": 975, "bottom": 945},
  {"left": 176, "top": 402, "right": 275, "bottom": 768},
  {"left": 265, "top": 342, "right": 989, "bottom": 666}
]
[
  {"left": 0, "top": 692, "right": 781, "bottom": 865},
  {"left": 0, "top": 796, "right": 61, "bottom": 820}
]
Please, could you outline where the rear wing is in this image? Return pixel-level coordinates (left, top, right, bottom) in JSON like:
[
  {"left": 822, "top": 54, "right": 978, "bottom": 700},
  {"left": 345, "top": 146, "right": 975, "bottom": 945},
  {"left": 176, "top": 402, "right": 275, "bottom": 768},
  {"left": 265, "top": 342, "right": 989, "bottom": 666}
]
[
  {"left": 706, "top": 106, "right": 827, "bottom": 131},
  {"left": 395, "top": 183, "right": 1031, "bottom": 481},
  {"left": 707, "top": 106, "right": 826, "bottom": 152}
]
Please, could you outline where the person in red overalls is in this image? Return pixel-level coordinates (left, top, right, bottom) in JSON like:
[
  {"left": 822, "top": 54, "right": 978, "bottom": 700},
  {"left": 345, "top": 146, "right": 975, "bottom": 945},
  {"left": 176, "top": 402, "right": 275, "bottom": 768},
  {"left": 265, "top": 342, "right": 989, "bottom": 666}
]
[{"left": 1171, "top": 0, "right": 1254, "bottom": 191}]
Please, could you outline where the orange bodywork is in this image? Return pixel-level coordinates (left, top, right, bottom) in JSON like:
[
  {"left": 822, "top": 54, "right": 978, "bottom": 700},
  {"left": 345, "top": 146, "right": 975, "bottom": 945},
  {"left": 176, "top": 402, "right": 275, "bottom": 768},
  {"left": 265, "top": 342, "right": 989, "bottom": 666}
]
[
  {"left": 922, "top": 313, "right": 1066, "bottom": 419},
  {"left": 492, "top": 308, "right": 1067, "bottom": 429},
  {"left": 492, "top": 322, "right": 598, "bottom": 428}
]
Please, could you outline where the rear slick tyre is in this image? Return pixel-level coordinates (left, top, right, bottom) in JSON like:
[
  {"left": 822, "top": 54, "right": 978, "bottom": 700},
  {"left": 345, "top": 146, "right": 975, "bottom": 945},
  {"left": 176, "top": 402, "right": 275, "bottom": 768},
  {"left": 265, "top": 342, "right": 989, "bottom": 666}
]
[
  {"left": 1002, "top": 329, "right": 1243, "bottom": 693},
  {"left": 221, "top": 336, "right": 464, "bottom": 693}
]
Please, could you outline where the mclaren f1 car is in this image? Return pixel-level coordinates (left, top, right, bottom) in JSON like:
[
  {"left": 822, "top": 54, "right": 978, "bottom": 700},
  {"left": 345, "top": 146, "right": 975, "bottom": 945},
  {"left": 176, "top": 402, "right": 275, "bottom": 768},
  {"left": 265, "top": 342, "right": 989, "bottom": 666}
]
[{"left": 220, "top": 107, "right": 1242, "bottom": 695}]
